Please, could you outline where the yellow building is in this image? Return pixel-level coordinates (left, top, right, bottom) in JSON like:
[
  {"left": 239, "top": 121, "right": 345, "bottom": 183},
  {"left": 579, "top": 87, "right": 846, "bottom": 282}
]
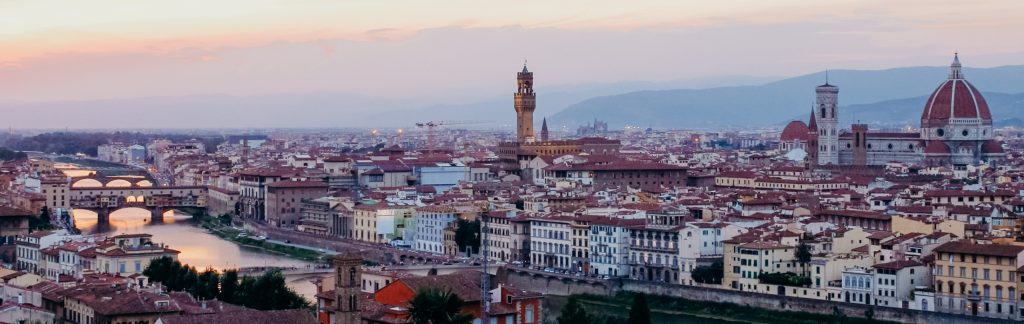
[
  {"left": 890, "top": 215, "right": 966, "bottom": 238},
  {"left": 932, "top": 241, "right": 1022, "bottom": 320}
]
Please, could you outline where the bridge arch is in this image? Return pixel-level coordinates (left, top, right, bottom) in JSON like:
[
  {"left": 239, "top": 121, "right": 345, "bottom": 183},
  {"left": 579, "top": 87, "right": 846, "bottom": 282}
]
[
  {"left": 136, "top": 180, "right": 153, "bottom": 187},
  {"left": 72, "top": 178, "right": 104, "bottom": 188},
  {"left": 105, "top": 179, "right": 133, "bottom": 187}
]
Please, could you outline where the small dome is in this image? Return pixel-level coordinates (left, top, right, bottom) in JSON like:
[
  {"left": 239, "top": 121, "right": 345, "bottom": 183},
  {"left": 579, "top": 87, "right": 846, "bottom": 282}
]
[
  {"left": 780, "top": 120, "right": 810, "bottom": 142},
  {"left": 924, "top": 141, "right": 950, "bottom": 154},
  {"left": 920, "top": 54, "right": 992, "bottom": 128},
  {"left": 982, "top": 140, "right": 1004, "bottom": 154}
]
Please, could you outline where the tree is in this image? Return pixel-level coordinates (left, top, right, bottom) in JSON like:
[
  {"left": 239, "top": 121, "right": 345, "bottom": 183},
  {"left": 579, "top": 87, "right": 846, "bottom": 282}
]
[
  {"left": 796, "top": 241, "right": 812, "bottom": 276},
  {"left": 0, "top": 147, "right": 27, "bottom": 161},
  {"left": 28, "top": 206, "right": 56, "bottom": 231},
  {"left": 220, "top": 270, "right": 239, "bottom": 303},
  {"left": 557, "top": 296, "right": 592, "bottom": 324},
  {"left": 143, "top": 257, "right": 308, "bottom": 310},
  {"left": 407, "top": 289, "right": 473, "bottom": 324},
  {"left": 245, "top": 271, "right": 308, "bottom": 310},
  {"left": 218, "top": 213, "right": 233, "bottom": 225},
  {"left": 691, "top": 261, "right": 724, "bottom": 285},
  {"left": 759, "top": 272, "right": 811, "bottom": 287},
  {"left": 196, "top": 268, "right": 220, "bottom": 300},
  {"left": 627, "top": 294, "right": 651, "bottom": 324},
  {"left": 453, "top": 219, "right": 480, "bottom": 254}
]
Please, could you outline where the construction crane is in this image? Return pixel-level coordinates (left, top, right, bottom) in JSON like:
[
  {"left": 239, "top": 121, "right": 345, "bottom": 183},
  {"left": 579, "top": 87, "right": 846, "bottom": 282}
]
[{"left": 414, "top": 120, "right": 492, "bottom": 156}]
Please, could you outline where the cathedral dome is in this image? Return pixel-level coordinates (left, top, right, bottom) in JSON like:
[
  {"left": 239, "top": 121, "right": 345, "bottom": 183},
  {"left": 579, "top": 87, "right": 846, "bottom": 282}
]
[
  {"left": 920, "top": 54, "right": 992, "bottom": 129},
  {"left": 780, "top": 120, "right": 810, "bottom": 142}
]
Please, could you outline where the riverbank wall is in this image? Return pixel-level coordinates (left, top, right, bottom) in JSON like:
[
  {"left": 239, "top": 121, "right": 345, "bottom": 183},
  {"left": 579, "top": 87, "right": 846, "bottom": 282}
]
[{"left": 499, "top": 267, "right": 1013, "bottom": 324}]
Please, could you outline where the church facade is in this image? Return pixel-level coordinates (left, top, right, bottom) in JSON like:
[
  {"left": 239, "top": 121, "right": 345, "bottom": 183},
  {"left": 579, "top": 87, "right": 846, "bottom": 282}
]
[{"left": 795, "top": 54, "right": 1004, "bottom": 167}]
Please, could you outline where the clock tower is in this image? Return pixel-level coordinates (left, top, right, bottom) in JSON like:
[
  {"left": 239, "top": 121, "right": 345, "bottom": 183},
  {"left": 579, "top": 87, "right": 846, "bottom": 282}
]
[{"left": 515, "top": 64, "right": 536, "bottom": 143}]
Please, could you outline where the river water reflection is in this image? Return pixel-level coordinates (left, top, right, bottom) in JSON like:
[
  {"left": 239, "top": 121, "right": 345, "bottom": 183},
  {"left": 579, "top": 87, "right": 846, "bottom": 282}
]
[{"left": 72, "top": 208, "right": 323, "bottom": 301}]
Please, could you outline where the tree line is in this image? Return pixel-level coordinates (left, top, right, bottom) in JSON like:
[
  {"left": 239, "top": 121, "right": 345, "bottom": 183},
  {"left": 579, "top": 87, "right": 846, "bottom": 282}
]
[
  {"left": 143, "top": 256, "right": 309, "bottom": 310},
  {"left": 1, "top": 132, "right": 223, "bottom": 156},
  {"left": 558, "top": 293, "right": 650, "bottom": 324},
  {"left": 0, "top": 147, "right": 27, "bottom": 161}
]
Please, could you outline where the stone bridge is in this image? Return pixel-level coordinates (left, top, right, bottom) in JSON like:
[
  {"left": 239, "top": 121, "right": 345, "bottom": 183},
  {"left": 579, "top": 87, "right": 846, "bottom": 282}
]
[
  {"left": 498, "top": 266, "right": 618, "bottom": 296},
  {"left": 70, "top": 175, "right": 155, "bottom": 188},
  {"left": 69, "top": 185, "right": 208, "bottom": 222}
]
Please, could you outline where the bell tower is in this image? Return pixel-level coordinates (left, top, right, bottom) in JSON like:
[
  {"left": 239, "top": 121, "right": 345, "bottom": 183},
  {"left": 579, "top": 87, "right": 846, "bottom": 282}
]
[
  {"left": 815, "top": 74, "right": 840, "bottom": 166},
  {"left": 515, "top": 63, "right": 536, "bottom": 143},
  {"left": 333, "top": 252, "right": 362, "bottom": 324}
]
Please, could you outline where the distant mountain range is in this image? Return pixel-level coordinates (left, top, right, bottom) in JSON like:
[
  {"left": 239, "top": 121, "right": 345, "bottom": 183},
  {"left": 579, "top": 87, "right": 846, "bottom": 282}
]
[
  {"left": 0, "top": 75, "right": 778, "bottom": 130},
  {"left": 4, "top": 65, "right": 1024, "bottom": 131},
  {"left": 549, "top": 65, "right": 1024, "bottom": 129}
]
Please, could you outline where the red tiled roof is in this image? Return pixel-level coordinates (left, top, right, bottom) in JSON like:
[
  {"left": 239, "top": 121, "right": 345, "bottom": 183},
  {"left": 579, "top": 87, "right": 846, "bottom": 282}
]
[
  {"left": 0, "top": 206, "right": 33, "bottom": 217},
  {"left": 934, "top": 241, "right": 1024, "bottom": 257}
]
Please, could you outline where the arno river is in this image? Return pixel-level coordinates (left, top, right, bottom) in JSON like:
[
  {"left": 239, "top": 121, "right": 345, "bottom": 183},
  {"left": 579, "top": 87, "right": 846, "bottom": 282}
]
[{"left": 71, "top": 208, "right": 326, "bottom": 301}]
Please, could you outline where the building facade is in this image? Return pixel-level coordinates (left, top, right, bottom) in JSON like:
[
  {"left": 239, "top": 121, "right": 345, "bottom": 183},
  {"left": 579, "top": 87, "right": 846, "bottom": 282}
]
[{"left": 799, "top": 54, "right": 1004, "bottom": 167}]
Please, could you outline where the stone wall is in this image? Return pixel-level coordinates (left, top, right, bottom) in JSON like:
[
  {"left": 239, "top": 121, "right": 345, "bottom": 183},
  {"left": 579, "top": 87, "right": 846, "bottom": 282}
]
[
  {"left": 621, "top": 280, "right": 1013, "bottom": 324},
  {"left": 497, "top": 267, "right": 1013, "bottom": 324},
  {"left": 499, "top": 268, "right": 616, "bottom": 297}
]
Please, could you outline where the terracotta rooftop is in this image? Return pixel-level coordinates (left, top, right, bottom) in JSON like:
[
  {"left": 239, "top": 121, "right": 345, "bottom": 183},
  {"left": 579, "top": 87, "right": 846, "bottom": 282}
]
[{"left": 934, "top": 241, "right": 1024, "bottom": 258}]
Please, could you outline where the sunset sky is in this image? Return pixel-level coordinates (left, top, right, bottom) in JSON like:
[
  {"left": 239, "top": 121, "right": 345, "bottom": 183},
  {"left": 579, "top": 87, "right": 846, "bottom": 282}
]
[{"left": 2, "top": 0, "right": 1023, "bottom": 102}]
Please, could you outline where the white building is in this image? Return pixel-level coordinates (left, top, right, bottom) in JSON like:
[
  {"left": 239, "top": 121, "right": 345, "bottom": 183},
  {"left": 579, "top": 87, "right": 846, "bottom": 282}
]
[
  {"left": 529, "top": 216, "right": 573, "bottom": 270},
  {"left": 679, "top": 222, "right": 745, "bottom": 285},
  {"left": 588, "top": 217, "right": 641, "bottom": 277},
  {"left": 841, "top": 267, "right": 874, "bottom": 305},
  {"left": 413, "top": 206, "right": 458, "bottom": 255},
  {"left": 872, "top": 260, "right": 929, "bottom": 308}
]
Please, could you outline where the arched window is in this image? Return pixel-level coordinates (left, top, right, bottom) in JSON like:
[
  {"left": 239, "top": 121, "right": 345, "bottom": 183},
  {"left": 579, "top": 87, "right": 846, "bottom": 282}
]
[{"left": 349, "top": 267, "right": 357, "bottom": 285}]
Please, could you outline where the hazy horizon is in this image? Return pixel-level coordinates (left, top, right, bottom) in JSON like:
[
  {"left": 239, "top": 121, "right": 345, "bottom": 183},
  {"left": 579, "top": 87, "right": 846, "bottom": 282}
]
[{"left": 3, "top": 0, "right": 1024, "bottom": 129}]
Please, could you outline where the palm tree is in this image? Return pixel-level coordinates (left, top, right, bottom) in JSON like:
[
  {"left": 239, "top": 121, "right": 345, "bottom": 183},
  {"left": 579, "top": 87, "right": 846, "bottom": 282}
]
[{"left": 408, "top": 289, "right": 474, "bottom": 324}]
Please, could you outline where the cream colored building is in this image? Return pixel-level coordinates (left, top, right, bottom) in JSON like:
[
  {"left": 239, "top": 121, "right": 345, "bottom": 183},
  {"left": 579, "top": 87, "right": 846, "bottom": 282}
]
[
  {"left": 724, "top": 238, "right": 798, "bottom": 291},
  {"left": 93, "top": 234, "right": 180, "bottom": 275},
  {"left": 352, "top": 203, "right": 415, "bottom": 244},
  {"left": 932, "top": 241, "right": 1022, "bottom": 320}
]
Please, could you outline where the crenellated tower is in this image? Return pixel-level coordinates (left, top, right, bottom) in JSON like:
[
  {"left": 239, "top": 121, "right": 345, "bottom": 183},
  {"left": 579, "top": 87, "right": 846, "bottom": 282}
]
[{"left": 515, "top": 64, "right": 536, "bottom": 143}]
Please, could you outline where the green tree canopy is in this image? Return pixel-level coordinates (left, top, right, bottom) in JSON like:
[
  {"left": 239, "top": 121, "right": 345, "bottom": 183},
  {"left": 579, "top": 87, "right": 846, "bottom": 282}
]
[
  {"left": 143, "top": 256, "right": 308, "bottom": 310},
  {"left": 627, "top": 294, "right": 651, "bottom": 324},
  {"left": 558, "top": 296, "right": 592, "bottom": 324},
  {"left": 407, "top": 289, "right": 473, "bottom": 324},
  {"left": 453, "top": 219, "right": 480, "bottom": 254},
  {"left": 691, "top": 261, "right": 724, "bottom": 285}
]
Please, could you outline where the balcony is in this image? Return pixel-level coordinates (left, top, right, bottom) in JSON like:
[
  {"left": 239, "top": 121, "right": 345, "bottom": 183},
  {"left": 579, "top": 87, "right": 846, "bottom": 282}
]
[
  {"left": 627, "top": 260, "right": 679, "bottom": 269},
  {"left": 631, "top": 244, "right": 677, "bottom": 253}
]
